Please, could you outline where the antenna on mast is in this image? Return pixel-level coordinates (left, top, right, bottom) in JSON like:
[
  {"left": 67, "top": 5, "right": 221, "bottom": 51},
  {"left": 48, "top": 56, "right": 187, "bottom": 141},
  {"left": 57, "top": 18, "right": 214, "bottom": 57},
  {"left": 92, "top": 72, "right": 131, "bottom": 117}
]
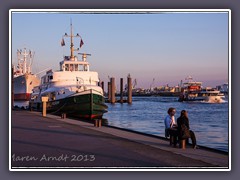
[
  {"left": 78, "top": 53, "right": 91, "bottom": 62},
  {"left": 61, "top": 19, "right": 82, "bottom": 61}
]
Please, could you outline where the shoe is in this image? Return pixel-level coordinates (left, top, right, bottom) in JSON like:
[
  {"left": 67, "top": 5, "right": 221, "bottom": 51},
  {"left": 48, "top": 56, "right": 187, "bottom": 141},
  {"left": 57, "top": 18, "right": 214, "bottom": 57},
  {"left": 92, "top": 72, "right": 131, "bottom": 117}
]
[{"left": 193, "top": 145, "right": 199, "bottom": 149}]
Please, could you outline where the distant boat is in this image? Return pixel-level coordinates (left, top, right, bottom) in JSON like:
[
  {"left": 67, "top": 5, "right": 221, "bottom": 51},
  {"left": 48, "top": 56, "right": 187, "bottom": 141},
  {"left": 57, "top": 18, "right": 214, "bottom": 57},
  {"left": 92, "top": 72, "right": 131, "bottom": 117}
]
[
  {"left": 178, "top": 76, "right": 225, "bottom": 103},
  {"left": 13, "top": 48, "right": 40, "bottom": 101},
  {"left": 29, "top": 22, "right": 108, "bottom": 120}
]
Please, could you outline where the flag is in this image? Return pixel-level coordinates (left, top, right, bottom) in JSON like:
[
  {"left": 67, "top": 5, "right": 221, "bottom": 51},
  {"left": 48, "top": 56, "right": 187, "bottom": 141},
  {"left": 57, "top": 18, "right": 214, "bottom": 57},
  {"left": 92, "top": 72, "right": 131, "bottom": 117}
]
[
  {"left": 80, "top": 39, "right": 84, "bottom": 48},
  {"left": 61, "top": 38, "right": 65, "bottom": 46}
]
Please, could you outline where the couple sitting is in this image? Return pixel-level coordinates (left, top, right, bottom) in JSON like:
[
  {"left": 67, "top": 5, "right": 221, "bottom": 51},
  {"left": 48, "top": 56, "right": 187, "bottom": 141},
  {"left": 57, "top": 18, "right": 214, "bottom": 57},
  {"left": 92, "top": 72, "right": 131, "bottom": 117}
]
[{"left": 164, "top": 107, "right": 198, "bottom": 149}]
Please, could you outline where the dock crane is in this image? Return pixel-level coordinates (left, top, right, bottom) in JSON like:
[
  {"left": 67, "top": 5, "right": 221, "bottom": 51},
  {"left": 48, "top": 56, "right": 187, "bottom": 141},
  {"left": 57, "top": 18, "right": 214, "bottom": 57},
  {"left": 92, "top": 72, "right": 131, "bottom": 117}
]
[
  {"left": 150, "top": 78, "right": 155, "bottom": 90},
  {"left": 133, "top": 79, "right": 137, "bottom": 89}
]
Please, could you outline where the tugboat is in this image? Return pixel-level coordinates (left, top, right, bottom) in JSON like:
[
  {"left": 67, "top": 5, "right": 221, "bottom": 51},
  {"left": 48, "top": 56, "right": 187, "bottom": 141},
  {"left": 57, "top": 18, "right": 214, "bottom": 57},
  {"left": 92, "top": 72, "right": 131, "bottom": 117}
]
[
  {"left": 29, "top": 22, "right": 108, "bottom": 120},
  {"left": 13, "top": 48, "right": 40, "bottom": 102},
  {"left": 178, "top": 76, "right": 225, "bottom": 103}
]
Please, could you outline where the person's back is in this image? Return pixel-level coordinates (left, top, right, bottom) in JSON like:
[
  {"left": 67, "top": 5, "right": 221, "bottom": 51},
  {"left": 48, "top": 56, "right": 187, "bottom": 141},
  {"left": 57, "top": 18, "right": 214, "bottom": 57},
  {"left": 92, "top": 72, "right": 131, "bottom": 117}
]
[{"left": 177, "top": 110, "right": 198, "bottom": 149}]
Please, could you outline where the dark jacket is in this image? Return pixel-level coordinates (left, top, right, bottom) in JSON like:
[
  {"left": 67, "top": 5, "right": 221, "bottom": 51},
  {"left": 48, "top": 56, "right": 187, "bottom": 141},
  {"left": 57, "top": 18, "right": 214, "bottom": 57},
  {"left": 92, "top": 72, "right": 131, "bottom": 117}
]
[{"left": 177, "top": 116, "right": 190, "bottom": 138}]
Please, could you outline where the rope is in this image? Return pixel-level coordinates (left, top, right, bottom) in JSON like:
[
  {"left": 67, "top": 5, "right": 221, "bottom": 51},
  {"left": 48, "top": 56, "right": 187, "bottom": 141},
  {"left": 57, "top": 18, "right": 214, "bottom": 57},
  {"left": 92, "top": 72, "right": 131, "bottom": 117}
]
[{"left": 48, "top": 101, "right": 67, "bottom": 115}]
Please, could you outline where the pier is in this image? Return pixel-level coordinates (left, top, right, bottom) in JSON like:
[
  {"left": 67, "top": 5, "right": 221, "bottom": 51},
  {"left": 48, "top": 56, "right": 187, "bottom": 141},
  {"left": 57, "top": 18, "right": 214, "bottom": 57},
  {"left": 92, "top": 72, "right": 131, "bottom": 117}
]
[{"left": 11, "top": 110, "right": 228, "bottom": 169}]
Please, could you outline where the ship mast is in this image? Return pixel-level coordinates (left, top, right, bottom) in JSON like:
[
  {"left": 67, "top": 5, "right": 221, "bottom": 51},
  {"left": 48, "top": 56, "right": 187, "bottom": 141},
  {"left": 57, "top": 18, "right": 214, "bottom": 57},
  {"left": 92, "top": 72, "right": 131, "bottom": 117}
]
[
  {"left": 70, "top": 22, "right": 74, "bottom": 60},
  {"left": 63, "top": 20, "right": 81, "bottom": 61},
  {"left": 22, "top": 48, "right": 27, "bottom": 74},
  {"left": 17, "top": 48, "right": 33, "bottom": 75}
]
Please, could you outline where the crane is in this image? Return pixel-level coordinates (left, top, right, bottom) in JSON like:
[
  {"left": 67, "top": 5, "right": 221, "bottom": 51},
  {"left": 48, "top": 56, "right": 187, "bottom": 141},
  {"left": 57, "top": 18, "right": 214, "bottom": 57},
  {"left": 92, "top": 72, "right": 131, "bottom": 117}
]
[
  {"left": 133, "top": 79, "right": 137, "bottom": 89},
  {"left": 150, "top": 78, "right": 155, "bottom": 90}
]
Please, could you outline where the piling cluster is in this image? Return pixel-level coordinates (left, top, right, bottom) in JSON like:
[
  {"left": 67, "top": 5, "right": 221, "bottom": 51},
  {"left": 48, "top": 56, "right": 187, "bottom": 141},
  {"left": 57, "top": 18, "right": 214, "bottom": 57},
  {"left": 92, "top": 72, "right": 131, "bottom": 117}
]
[{"left": 104, "top": 75, "right": 132, "bottom": 104}]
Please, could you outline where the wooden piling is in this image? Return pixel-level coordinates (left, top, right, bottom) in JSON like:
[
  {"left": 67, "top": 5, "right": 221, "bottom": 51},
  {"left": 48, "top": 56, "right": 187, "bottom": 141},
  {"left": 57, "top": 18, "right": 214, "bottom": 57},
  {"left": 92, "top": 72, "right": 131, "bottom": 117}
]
[
  {"left": 110, "top": 77, "right": 115, "bottom": 103},
  {"left": 101, "top": 81, "right": 104, "bottom": 94},
  {"left": 108, "top": 82, "right": 111, "bottom": 101},
  {"left": 120, "top": 78, "right": 123, "bottom": 103},
  {"left": 127, "top": 75, "right": 132, "bottom": 104}
]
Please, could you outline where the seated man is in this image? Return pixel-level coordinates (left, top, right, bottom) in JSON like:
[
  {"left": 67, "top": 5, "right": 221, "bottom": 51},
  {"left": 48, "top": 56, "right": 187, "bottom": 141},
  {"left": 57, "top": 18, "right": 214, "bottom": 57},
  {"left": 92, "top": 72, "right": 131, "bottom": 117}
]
[{"left": 164, "top": 107, "right": 178, "bottom": 146}]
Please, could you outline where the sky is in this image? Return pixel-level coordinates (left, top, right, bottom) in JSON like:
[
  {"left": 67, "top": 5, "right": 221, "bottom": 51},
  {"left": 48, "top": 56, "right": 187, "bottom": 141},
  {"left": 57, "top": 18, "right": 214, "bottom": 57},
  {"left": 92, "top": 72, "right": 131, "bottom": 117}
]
[{"left": 11, "top": 10, "right": 229, "bottom": 89}]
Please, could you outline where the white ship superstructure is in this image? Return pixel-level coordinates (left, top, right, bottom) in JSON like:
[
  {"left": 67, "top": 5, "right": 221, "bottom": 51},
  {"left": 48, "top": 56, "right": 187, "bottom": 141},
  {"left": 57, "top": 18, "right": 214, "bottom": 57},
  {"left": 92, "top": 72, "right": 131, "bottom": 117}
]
[
  {"left": 178, "top": 76, "right": 225, "bottom": 103},
  {"left": 29, "top": 22, "right": 107, "bottom": 119},
  {"left": 13, "top": 48, "right": 40, "bottom": 101}
]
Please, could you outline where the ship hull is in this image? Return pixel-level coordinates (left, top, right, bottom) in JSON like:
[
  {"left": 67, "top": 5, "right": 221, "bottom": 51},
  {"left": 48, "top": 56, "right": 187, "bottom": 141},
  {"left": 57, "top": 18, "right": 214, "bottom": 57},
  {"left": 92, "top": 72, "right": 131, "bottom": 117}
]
[
  {"left": 30, "top": 90, "right": 108, "bottom": 120},
  {"left": 13, "top": 74, "right": 40, "bottom": 101}
]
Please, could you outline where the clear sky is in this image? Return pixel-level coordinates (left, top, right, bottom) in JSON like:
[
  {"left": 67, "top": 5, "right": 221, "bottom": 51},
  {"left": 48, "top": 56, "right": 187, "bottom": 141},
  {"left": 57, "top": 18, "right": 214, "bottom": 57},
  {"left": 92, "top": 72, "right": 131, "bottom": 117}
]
[{"left": 11, "top": 10, "right": 229, "bottom": 89}]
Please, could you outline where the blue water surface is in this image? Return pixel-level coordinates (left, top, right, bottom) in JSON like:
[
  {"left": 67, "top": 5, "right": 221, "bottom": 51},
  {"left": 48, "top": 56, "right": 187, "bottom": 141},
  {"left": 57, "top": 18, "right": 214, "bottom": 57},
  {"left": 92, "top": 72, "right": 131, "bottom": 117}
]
[{"left": 103, "top": 96, "right": 229, "bottom": 152}]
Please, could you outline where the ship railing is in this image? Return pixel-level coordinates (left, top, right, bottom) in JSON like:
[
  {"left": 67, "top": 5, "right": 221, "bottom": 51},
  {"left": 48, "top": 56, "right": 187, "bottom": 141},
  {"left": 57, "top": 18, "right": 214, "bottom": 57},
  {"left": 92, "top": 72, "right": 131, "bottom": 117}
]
[{"left": 73, "top": 86, "right": 103, "bottom": 96}]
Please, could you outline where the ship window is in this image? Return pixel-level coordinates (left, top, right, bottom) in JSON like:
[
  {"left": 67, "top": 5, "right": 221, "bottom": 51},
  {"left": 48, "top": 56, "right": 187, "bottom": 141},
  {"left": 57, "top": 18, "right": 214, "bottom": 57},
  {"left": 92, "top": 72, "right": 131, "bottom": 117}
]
[
  {"left": 78, "top": 65, "right": 83, "bottom": 71},
  {"left": 65, "top": 64, "right": 69, "bottom": 71},
  {"left": 75, "top": 64, "right": 78, "bottom": 71},
  {"left": 70, "top": 64, "right": 73, "bottom": 71},
  {"left": 49, "top": 75, "right": 53, "bottom": 80}
]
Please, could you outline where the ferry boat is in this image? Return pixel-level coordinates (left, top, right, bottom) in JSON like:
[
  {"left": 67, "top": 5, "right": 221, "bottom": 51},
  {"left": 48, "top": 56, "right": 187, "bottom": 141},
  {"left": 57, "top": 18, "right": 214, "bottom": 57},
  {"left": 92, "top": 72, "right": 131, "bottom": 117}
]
[
  {"left": 13, "top": 48, "right": 40, "bottom": 101},
  {"left": 29, "top": 23, "right": 108, "bottom": 120},
  {"left": 178, "top": 76, "right": 225, "bottom": 103}
]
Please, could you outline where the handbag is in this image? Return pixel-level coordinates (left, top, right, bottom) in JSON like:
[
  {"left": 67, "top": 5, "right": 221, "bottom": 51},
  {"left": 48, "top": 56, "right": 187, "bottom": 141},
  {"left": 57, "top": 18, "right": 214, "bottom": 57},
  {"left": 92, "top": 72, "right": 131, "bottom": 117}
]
[{"left": 181, "top": 124, "right": 191, "bottom": 139}]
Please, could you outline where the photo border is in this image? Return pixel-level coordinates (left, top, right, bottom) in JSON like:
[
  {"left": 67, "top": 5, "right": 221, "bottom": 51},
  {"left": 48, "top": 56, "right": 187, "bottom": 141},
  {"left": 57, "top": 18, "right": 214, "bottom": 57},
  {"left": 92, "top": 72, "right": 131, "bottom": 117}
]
[{"left": 9, "top": 9, "right": 231, "bottom": 172}]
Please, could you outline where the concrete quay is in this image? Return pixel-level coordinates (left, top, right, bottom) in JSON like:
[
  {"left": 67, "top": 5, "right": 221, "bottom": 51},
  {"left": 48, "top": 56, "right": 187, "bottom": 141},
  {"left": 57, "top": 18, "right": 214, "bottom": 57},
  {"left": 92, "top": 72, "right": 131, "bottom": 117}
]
[{"left": 11, "top": 110, "right": 229, "bottom": 170}]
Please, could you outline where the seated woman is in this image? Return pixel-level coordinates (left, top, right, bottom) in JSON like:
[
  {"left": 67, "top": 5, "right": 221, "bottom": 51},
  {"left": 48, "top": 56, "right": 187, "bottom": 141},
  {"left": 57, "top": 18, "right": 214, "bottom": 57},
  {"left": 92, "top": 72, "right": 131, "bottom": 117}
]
[{"left": 177, "top": 110, "right": 198, "bottom": 149}]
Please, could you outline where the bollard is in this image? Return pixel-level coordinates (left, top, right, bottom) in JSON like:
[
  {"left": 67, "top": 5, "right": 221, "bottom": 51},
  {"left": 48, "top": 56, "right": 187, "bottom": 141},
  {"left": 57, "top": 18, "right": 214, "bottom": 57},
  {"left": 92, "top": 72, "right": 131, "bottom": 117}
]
[
  {"left": 110, "top": 77, "right": 115, "bottom": 104},
  {"left": 61, "top": 113, "right": 66, "bottom": 119},
  {"left": 94, "top": 119, "right": 98, "bottom": 127},
  {"left": 41, "top": 96, "right": 49, "bottom": 117},
  {"left": 127, "top": 75, "right": 132, "bottom": 104},
  {"left": 94, "top": 119, "right": 102, "bottom": 127}
]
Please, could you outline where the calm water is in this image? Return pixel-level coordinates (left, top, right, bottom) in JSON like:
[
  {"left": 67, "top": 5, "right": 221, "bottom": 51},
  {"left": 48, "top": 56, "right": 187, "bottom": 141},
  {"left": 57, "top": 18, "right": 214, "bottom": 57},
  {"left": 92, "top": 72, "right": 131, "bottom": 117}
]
[{"left": 103, "top": 96, "right": 229, "bottom": 152}]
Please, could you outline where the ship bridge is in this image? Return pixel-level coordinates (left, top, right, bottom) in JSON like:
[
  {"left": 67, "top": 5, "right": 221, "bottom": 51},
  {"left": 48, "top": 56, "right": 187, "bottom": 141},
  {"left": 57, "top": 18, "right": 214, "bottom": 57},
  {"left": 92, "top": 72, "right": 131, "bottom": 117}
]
[{"left": 59, "top": 53, "right": 90, "bottom": 72}]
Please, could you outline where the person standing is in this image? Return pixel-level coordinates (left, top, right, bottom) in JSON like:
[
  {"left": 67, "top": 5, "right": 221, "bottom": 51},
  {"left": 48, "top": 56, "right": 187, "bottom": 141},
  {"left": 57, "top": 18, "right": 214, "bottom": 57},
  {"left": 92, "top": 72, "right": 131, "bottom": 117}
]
[
  {"left": 164, "top": 107, "right": 178, "bottom": 146},
  {"left": 177, "top": 110, "right": 198, "bottom": 149}
]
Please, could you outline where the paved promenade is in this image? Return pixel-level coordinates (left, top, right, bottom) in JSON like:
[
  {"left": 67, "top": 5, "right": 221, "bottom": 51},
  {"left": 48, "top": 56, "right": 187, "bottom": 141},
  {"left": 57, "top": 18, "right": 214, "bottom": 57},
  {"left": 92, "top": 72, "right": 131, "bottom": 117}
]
[{"left": 11, "top": 110, "right": 229, "bottom": 170}]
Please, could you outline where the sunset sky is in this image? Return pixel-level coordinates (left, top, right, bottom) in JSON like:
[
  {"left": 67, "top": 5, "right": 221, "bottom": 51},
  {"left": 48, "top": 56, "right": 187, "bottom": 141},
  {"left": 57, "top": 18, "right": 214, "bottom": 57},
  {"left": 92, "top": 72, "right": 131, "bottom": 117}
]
[{"left": 10, "top": 10, "right": 229, "bottom": 89}]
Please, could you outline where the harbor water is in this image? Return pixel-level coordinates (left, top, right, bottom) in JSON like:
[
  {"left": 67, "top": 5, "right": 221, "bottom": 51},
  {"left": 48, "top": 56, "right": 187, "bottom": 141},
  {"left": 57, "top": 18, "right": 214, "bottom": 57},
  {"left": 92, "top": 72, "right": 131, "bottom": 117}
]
[
  {"left": 13, "top": 96, "right": 229, "bottom": 152},
  {"left": 103, "top": 96, "right": 229, "bottom": 152}
]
